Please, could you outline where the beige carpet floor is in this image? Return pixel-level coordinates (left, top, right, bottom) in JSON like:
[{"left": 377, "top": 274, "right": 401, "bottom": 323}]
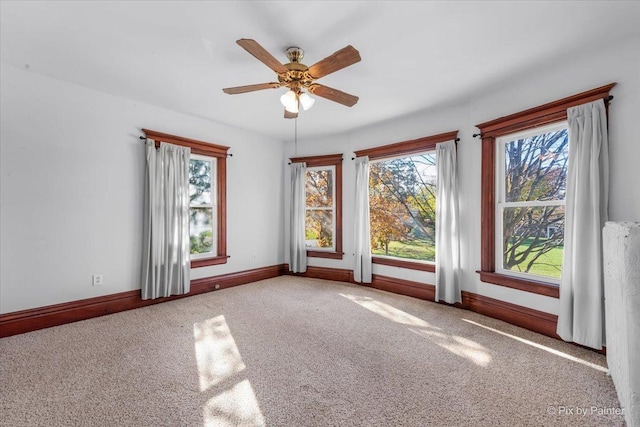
[{"left": 0, "top": 276, "right": 625, "bottom": 426}]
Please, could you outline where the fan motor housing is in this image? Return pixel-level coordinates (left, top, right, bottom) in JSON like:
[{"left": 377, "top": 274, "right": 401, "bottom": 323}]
[
  {"left": 278, "top": 47, "right": 315, "bottom": 89},
  {"left": 278, "top": 64, "right": 314, "bottom": 89}
]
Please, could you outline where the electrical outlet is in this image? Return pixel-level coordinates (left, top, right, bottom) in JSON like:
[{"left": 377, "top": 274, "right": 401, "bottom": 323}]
[{"left": 92, "top": 274, "right": 103, "bottom": 286}]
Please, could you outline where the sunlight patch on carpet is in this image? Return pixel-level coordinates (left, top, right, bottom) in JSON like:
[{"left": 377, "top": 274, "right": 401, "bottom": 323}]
[
  {"left": 193, "top": 315, "right": 246, "bottom": 392},
  {"left": 409, "top": 328, "right": 492, "bottom": 367},
  {"left": 202, "top": 379, "right": 265, "bottom": 427},
  {"left": 462, "top": 319, "right": 608, "bottom": 373},
  {"left": 340, "top": 293, "right": 439, "bottom": 328}
]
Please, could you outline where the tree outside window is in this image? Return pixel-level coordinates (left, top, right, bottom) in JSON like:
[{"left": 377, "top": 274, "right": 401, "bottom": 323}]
[
  {"left": 189, "top": 155, "right": 216, "bottom": 257},
  {"left": 369, "top": 153, "right": 437, "bottom": 262},
  {"left": 305, "top": 167, "right": 335, "bottom": 250},
  {"left": 497, "top": 124, "right": 568, "bottom": 281}
]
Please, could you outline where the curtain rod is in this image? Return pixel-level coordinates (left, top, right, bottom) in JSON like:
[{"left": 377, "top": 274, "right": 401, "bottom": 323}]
[{"left": 139, "top": 136, "right": 233, "bottom": 157}]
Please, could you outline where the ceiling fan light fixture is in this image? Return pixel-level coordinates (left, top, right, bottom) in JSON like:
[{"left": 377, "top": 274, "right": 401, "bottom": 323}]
[
  {"left": 280, "top": 90, "right": 299, "bottom": 113},
  {"left": 285, "top": 103, "right": 299, "bottom": 114},
  {"left": 223, "top": 39, "right": 361, "bottom": 118},
  {"left": 299, "top": 92, "right": 315, "bottom": 111}
]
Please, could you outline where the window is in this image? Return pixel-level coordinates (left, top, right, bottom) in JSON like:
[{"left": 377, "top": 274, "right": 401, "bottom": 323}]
[
  {"left": 496, "top": 122, "right": 568, "bottom": 283},
  {"left": 370, "top": 152, "right": 437, "bottom": 262},
  {"left": 189, "top": 154, "right": 216, "bottom": 258},
  {"left": 305, "top": 166, "right": 336, "bottom": 251},
  {"left": 476, "top": 83, "right": 615, "bottom": 297},
  {"left": 290, "top": 154, "right": 343, "bottom": 259},
  {"left": 354, "top": 131, "right": 458, "bottom": 272},
  {"left": 143, "top": 129, "right": 230, "bottom": 267}
]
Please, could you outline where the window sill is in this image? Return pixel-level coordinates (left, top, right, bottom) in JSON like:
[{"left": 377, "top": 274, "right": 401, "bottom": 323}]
[
  {"left": 477, "top": 271, "right": 559, "bottom": 298},
  {"left": 372, "top": 256, "right": 435, "bottom": 273},
  {"left": 307, "top": 250, "right": 344, "bottom": 260},
  {"left": 191, "top": 255, "right": 230, "bottom": 268}
]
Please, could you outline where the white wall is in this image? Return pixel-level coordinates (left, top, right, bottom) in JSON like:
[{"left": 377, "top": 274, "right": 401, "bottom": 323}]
[
  {"left": 0, "top": 64, "right": 285, "bottom": 313},
  {"left": 283, "top": 35, "right": 640, "bottom": 316}
]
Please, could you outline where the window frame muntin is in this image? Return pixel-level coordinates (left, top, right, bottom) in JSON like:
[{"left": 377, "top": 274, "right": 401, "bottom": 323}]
[
  {"left": 143, "top": 128, "right": 230, "bottom": 267},
  {"left": 475, "top": 83, "right": 616, "bottom": 298},
  {"left": 304, "top": 164, "right": 337, "bottom": 252},
  {"left": 290, "top": 153, "right": 344, "bottom": 260},
  {"left": 354, "top": 130, "right": 459, "bottom": 273}
]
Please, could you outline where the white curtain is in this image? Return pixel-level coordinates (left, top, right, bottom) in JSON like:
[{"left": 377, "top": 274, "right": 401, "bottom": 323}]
[
  {"left": 289, "top": 162, "right": 307, "bottom": 273},
  {"left": 142, "top": 140, "right": 191, "bottom": 300},
  {"left": 354, "top": 156, "right": 372, "bottom": 283},
  {"left": 557, "top": 99, "right": 609, "bottom": 349},
  {"left": 435, "top": 140, "right": 462, "bottom": 304}
]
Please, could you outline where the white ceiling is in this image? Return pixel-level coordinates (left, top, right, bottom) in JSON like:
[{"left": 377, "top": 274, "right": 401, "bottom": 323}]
[{"left": 2, "top": 1, "right": 639, "bottom": 141}]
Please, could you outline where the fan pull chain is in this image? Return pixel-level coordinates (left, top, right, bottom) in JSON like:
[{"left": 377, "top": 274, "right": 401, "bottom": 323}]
[{"left": 294, "top": 117, "right": 298, "bottom": 156}]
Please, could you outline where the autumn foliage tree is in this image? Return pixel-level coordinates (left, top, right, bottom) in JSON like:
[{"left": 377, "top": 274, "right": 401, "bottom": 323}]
[
  {"left": 369, "top": 186, "right": 409, "bottom": 255},
  {"left": 305, "top": 169, "right": 333, "bottom": 248}
]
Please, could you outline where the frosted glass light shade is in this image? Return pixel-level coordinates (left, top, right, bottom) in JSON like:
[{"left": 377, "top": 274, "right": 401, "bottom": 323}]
[
  {"left": 299, "top": 92, "right": 315, "bottom": 110},
  {"left": 280, "top": 90, "right": 298, "bottom": 112},
  {"left": 285, "top": 103, "right": 299, "bottom": 114}
]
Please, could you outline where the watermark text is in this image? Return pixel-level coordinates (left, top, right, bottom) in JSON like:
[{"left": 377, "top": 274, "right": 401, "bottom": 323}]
[{"left": 547, "top": 405, "right": 624, "bottom": 417}]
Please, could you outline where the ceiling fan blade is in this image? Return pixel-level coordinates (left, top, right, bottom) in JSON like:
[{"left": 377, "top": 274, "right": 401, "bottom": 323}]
[
  {"left": 284, "top": 109, "right": 298, "bottom": 119},
  {"left": 236, "top": 39, "right": 288, "bottom": 74},
  {"left": 308, "top": 84, "right": 359, "bottom": 107},
  {"left": 307, "top": 45, "right": 361, "bottom": 79},
  {"left": 222, "top": 82, "right": 281, "bottom": 94}
]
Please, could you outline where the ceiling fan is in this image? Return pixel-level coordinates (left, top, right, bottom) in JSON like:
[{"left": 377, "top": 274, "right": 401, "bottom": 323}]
[{"left": 222, "top": 39, "right": 361, "bottom": 119}]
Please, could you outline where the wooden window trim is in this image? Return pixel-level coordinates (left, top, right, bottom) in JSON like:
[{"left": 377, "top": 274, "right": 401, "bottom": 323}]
[
  {"left": 475, "top": 84, "right": 616, "bottom": 139},
  {"left": 372, "top": 256, "right": 435, "bottom": 273},
  {"left": 478, "top": 271, "right": 559, "bottom": 298},
  {"left": 143, "top": 129, "right": 230, "bottom": 268},
  {"left": 355, "top": 130, "right": 458, "bottom": 271},
  {"left": 290, "top": 153, "right": 344, "bottom": 260},
  {"left": 475, "top": 83, "right": 616, "bottom": 297},
  {"left": 354, "top": 131, "right": 458, "bottom": 160}
]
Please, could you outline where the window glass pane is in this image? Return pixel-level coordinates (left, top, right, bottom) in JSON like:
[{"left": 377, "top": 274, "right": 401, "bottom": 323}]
[
  {"left": 190, "top": 159, "right": 212, "bottom": 205},
  {"left": 504, "top": 128, "right": 568, "bottom": 203},
  {"left": 369, "top": 153, "right": 436, "bottom": 262},
  {"left": 306, "top": 169, "right": 333, "bottom": 207},
  {"left": 305, "top": 210, "right": 333, "bottom": 249},
  {"left": 502, "top": 206, "right": 564, "bottom": 279},
  {"left": 190, "top": 207, "right": 214, "bottom": 254}
]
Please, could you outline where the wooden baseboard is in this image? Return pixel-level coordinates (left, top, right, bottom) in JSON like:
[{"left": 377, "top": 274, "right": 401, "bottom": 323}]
[
  {"left": 367, "top": 274, "right": 436, "bottom": 301},
  {"left": 0, "top": 264, "right": 287, "bottom": 338},
  {"left": 190, "top": 264, "right": 287, "bottom": 294},
  {"left": 0, "top": 262, "right": 561, "bottom": 342},
  {"left": 287, "top": 265, "right": 354, "bottom": 283},
  {"left": 459, "top": 291, "right": 559, "bottom": 339}
]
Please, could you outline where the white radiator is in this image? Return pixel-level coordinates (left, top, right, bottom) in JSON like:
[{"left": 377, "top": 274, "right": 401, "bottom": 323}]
[{"left": 603, "top": 221, "right": 640, "bottom": 427}]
